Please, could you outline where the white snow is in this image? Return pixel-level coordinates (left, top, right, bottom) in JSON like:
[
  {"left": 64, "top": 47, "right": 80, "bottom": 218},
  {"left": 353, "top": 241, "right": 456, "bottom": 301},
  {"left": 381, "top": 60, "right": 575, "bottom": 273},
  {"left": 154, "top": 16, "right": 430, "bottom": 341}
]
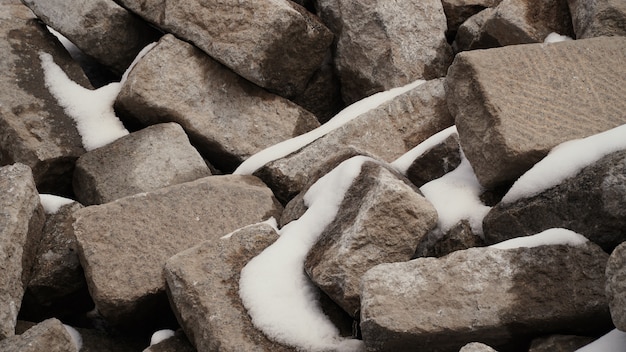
[
  {"left": 39, "top": 194, "right": 75, "bottom": 214},
  {"left": 120, "top": 42, "right": 157, "bottom": 85},
  {"left": 575, "top": 329, "right": 626, "bottom": 352},
  {"left": 391, "top": 126, "right": 458, "bottom": 174},
  {"left": 239, "top": 156, "right": 370, "bottom": 352},
  {"left": 63, "top": 324, "right": 83, "bottom": 350},
  {"left": 234, "top": 80, "right": 426, "bottom": 175},
  {"left": 489, "top": 228, "right": 588, "bottom": 249},
  {"left": 149, "top": 329, "right": 176, "bottom": 346},
  {"left": 502, "top": 124, "right": 626, "bottom": 204},
  {"left": 46, "top": 26, "right": 82, "bottom": 59},
  {"left": 543, "top": 32, "right": 573, "bottom": 43}
]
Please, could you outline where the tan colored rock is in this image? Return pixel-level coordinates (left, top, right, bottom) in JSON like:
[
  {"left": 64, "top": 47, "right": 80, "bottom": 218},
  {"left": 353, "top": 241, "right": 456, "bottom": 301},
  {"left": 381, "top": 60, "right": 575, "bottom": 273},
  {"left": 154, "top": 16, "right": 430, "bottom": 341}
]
[
  {"left": 453, "top": 8, "right": 501, "bottom": 52},
  {"left": 442, "top": 0, "right": 502, "bottom": 36},
  {"left": 568, "top": 0, "right": 626, "bottom": 38},
  {"left": 0, "top": 318, "right": 78, "bottom": 352},
  {"left": 446, "top": 36, "right": 626, "bottom": 188}
]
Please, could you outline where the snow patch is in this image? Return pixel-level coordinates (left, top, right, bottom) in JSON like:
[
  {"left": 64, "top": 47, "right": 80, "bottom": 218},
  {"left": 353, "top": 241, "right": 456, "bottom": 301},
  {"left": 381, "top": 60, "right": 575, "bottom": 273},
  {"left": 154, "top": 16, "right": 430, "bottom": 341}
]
[
  {"left": 63, "top": 324, "right": 83, "bottom": 351},
  {"left": 150, "top": 329, "right": 176, "bottom": 346},
  {"left": 220, "top": 217, "right": 279, "bottom": 240},
  {"left": 489, "top": 228, "right": 588, "bottom": 249},
  {"left": 392, "top": 126, "right": 458, "bottom": 174},
  {"left": 544, "top": 32, "right": 573, "bottom": 43},
  {"left": 575, "top": 329, "right": 626, "bottom": 352},
  {"left": 39, "top": 194, "right": 75, "bottom": 214}
]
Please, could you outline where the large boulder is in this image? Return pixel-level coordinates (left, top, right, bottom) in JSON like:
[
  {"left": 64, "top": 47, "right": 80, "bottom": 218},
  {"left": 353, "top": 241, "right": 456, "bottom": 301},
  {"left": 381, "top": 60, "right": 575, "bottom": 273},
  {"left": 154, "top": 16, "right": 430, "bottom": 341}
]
[
  {"left": 114, "top": 0, "right": 333, "bottom": 98},
  {"left": 115, "top": 35, "right": 320, "bottom": 172},
  {"left": 73, "top": 122, "right": 211, "bottom": 205},
  {"left": 317, "top": 0, "right": 452, "bottom": 103},
  {"left": 360, "top": 244, "right": 611, "bottom": 351},
  {"left": 483, "top": 150, "right": 626, "bottom": 252},
  {"left": 0, "top": 163, "right": 45, "bottom": 339},
  {"left": 304, "top": 162, "right": 438, "bottom": 316},
  {"left": 0, "top": 1, "right": 88, "bottom": 195},
  {"left": 567, "top": 0, "right": 626, "bottom": 38},
  {"left": 606, "top": 241, "right": 626, "bottom": 331},
  {"left": 0, "top": 318, "right": 78, "bottom": 352},
  {"left": 73, "top": 175, "right": 282, "bottom": 329},
  {"left": 446, "top": 36, "right": 626, "bottom": 189}
]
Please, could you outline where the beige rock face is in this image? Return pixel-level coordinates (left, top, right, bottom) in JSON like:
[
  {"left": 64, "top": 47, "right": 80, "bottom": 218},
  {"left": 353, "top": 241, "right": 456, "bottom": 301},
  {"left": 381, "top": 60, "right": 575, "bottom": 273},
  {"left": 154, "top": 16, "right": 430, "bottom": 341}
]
[
  {"left": 360, "top": 244, "right": 611, "bottom": 351},
  {"left": 568, "top": 0, "right": 626, "bottom": 38},
  {"left": 606, "top": 241, "right": 626, "bottom": 331},
  {"left": 441, "top": 0, "right": 503, "bottom": 35},
  {"left": 115, "top": 0, "right": 333, "bottom": 98},
  {"left": 446, "top": 36, "right": 626, "bottom": 188},
  {"left": 115, "top": 35, "right": 320, "bottom": 172},
  {"left": 73, "top": 175, "right": 282, "bottom": 328},
  {"left": 0, "top": 318, "right": 78, "bottom": 352}
]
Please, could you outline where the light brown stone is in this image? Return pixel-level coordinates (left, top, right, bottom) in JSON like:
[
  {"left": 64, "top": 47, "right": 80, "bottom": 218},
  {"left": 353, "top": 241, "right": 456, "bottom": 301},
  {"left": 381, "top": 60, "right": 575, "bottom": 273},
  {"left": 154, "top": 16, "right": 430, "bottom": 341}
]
[
  {"left": 568, "top": 0, "right": 626, "bottom": 38},
  {"left": 0, "top": 318, "right": 78, "bottom": 352}
]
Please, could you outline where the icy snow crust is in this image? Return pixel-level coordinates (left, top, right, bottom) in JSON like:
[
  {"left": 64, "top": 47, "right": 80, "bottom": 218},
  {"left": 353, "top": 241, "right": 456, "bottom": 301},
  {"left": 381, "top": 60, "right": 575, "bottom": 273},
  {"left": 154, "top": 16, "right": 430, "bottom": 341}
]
[
  {"left": 39, "top": 194, "right": 74, "bottom": 214},
  {"left": 239, "top": 156, "right": 369, "bottom": 352},
  {"left": 489, "top": 228, "right": 588, "bottom": 249}
]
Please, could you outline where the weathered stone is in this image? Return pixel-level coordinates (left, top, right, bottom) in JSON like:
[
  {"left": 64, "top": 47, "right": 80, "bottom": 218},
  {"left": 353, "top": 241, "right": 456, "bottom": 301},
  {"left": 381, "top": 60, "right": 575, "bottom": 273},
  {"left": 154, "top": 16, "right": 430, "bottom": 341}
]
[
  {"left": 405, "top": 132, "right": 462, "bottom": 188},
  {"left": 442, "top": 0, "right": 502, "bottom": 37},
  {"left": 528, "top": 334, "right": 595, "bottom": 352},
  {"left": 142, "top": 330, "right": 195, "bottom": 352},
  {"left": 459, "top": 342, "right": 498, "bottom": 352},
  {"left": 76, "top": 327, "right": 142, "bottom": 352},
  {"left": 73, "top": 123, "right": 211, "bottom": 205},
  {"left": 453, "top": 8, "right": 501, "bottom": 52},
  {"left": 317, "top": 0, "right": 452, "bottom": 103},
  {"left": 73, "top": 175, "right": 282, "bottom": 328},
  {"left": 115, "top": 35, "right": 320, "bottom": 172},
  {"left": 0, "top": 318, "right": 78, "bottom": 352},
  {"left": 115, "top": 0, "right": 333, "bottom": 98},
  {"left": 606, "top": 241, "right": 626, "bottom": 331},
  {"left": 360, "top": 244, "right": 611, "bottom": 351},
  {"left": 567, "top": 0, "right": 626, "bottom": 38},
  {"left": 0, "top": 163, "right": 45, "bottom": 339},
  {"left": 256, "top": 78, "right": 454, "bottom": 203},
  {"left": 446, "top": 37, "right": 626, "bottom": 189},
  {"left": 414, "top": 220, "right": 485, "bottom": 258},
  {"left": 20, "top": 0, "right": 161, "bottom": 75},
  {"left": 483, "top": 150, "right": 626, "bottom": 252},
  {"left": 165, "top": 223, "right": 293, "bottom": 352},
  {"left": 304, "top": 162, "right": 437, "bottom": 316},
  {"left": 0, "top": 2, "right": 88, "bottom": 195}
]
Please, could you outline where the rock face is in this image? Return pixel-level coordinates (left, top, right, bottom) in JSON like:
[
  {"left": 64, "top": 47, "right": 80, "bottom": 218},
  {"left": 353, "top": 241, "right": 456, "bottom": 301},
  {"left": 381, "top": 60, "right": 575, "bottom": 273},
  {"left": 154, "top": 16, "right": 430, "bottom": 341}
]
[
  {"left": 142, "top": 330, "right": 195, "bottom": 352},
  {"left": 360, "top": 244, "right": 610, "bottom": 351},
  {"left": 606, "top": 241, "right": 626, "bottom": 331},
  {"left": 0, "top": 163, "right": 45, "bottom": 339},
  {"left": 20, "top": 0, "right": 161, "bottom": 75},
  {"left": 165, "top": 223, "right": 294, "bottom": 352},
  {"left": 0, "top": 2, "right": 88, "bottom": 195},
  {"left": 73, "top": 175, "right": 282, "bottom": 328},
  {"left": 115, "top": 35, "right": 320, "bottom": 172},
  {"left": 483, "top": 150, "right": 626, "bottom": 252},
  {"left": 453, "top": 8, "right": 500, "bottom": 52},
  {"left": 459, "top": 342, "right": 499, "bottom": 352},
  {"left": 115, "top": 0, "right": 333, "bottom": 98},
  {"left": 447, "top": 36, "right": 626, "bottom": 189},
  {"left": 0, "top": 318, "right": 78, "bottom": 352},
  {"left": 317, "top": 0, "right": 452, "bottom": 103},
  {"left": 405, "top": 132, "right": 462, "bottom": 188},
  {"left": 441, "top": 0, "right": 502, "bottom": 36},
  {"left": 567, "top": 0, "right": 626, "bottom": 38},
  {"left": 73, "top": 123, "right": 211, "bottom": 205},
  {"left": 304, "top": 162, "right": 438, "bottom": 316}
]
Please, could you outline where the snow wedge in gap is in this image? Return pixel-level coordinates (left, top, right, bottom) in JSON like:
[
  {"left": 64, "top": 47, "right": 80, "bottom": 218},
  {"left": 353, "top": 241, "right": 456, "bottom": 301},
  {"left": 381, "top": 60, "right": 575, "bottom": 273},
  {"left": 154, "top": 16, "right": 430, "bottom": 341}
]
[{"left": 489, "top": 228, "right": 588, "bottom": 250}]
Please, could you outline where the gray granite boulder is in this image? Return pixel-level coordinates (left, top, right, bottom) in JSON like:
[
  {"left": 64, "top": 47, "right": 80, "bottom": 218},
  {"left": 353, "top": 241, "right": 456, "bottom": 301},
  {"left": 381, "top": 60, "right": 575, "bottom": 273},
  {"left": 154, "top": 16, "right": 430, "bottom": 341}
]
[
  {"left": 73, "top": 122, "right": 211, "bottom": 205},
  {"left": 606, "top": 241, "right": 626, "bottom": 331},
  {"left": 567, "top": 0, "right": 626, "bottom": 38},
  {"left": 0, "top": 318, "right": 78, "bottom": 352}
]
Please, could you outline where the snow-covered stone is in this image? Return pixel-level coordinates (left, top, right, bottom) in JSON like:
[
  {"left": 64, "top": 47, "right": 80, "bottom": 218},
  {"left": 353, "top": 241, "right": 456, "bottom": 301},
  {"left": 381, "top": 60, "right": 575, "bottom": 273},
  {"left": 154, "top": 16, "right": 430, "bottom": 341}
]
[
  {"left": 404, "top": 132, "right": 461, "bottom": 188},
  {"left": 606, "top": 241, "right": 626, "bottom": 331},
  {"left": 115, "top": 35, "right": 320, "bottom": 172},
  {"left": 73, "top": 175, "right": 282, "bottom": 329},
  {"left": 446, "top": 36, "right": 626, "bottom": 189},
  {"left": 360, "top": 244, "right": 610, "bottom": 351},
  {"left": 567, "top": 0, "right": 626, "bottom": 38},
  {"left": 73, "top": 122, "right": 211, "bottom": 205},
  {"left": 142, "top": 330, "right": 195, "bottom": 352},
  {"left": 304, "top": 162, "right": 438, "bottom": 316},
  {"left": 317, "top": 0, "right": 452, "bottom": 103},
  {"left": 115, "top": 0, "right": 333, "bottom": 98},
  {"left": 0, "top": 163, "right": 45, "bottom": 339},
  {"left": 0, "top": 318, "right": 78, "bottom": 352}
]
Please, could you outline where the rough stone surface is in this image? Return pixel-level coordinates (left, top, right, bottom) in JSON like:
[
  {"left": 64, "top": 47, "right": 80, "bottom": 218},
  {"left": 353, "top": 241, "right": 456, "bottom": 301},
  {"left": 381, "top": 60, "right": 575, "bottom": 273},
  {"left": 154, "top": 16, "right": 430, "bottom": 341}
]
[
  {"left": 0, "top": 163, "right": 45, "bottom": 339},
  {"left": 73, "top": 123, "right": 211, "bottom": 205},
  {"left": 567, "top": 0, "right": 626, "bottom": 38},
  {"left": 304, "top": 162, "right": 438, "bottom": 316},
  {"left": 442, "top": 0, "right": 502, "bottom": 37},
  {"left": 115, "top": 0, "right": 333, "bottom": 98},
  {"left": 76, "top": 327, "right": 142, "bottom": 352},
  {"left": 20, "top": 0, "right": 161, "bottom": 75},
  {"left": 483, "top": 150, "right": 626, "bottom": 252},
  {"left": 165, "top": 223, "right": 293, "bottom": 352},
  {"left": 360, "top": 244, "right": 611, "bottom": 351},
  {"left": 317, "top": 0, "right": 453, "bottom": 103},
  {"left": 73, "top": 175, "right": 282, "bottom": 328},
  {"left": 0, "top": 318, "right": 78, "bottom": 352},
  {"left": 527, "top": 334, "right": 595, "bottom": 352},
  {"left": 446, "top": 36, "right": 626, "bottom": 189},
  {"left": 0, "top": 2, "right": 88, "bottom": 195},
  {"left": 459, "top": 342, "right": 498, "bottom": 352},
  {"left": 256, "top": 78, "right": 453, "bottom": 203},
  {"left": 116, "top": 35, "right": 320, "bottom": 172},
  {"left": 606, "top": 241, "right": 626, "bottom": 331},
  {"left": 405, "top": 132, "right": 462, "bottom": 188},
  {"left": 453, "top": 8, "right": 501, "bottom": 52},
  {"left": 414, "top": 220, "right": 485, "bottom": 258}
]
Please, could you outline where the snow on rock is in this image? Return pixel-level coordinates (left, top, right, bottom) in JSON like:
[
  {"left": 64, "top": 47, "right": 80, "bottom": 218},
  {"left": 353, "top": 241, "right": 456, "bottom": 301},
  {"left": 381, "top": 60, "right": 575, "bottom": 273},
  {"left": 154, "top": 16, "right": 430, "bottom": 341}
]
[
  {"left": 489, "top": 228, "right": 589, "bottom": 249},
  {"left": 38, "top": 194, "right": 75, "bottom": 214},
  {"left": 543, "top": 32, "right": 573, "bottom": 43},
  {"left": 63, "top": 324, "right": 83, "bottom": 351},
  {"left": 392, "top": 125, "right": 458, "bottom": 175},
  {"left": 575, "top": 329, "right": 626, "bottom": 352},
  {"left": 149, "top": 329, "right": 175, "bottom": 346}
]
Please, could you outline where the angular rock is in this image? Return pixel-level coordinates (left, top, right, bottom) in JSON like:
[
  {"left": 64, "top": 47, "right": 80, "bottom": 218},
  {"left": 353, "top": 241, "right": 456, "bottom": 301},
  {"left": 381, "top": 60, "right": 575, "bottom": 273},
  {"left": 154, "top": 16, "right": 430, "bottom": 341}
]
[
  {"left": 606, "top": 241, "right": 626, "bottom": 331},
  {"left": 165, "top": 223, "right": 293, "bottom": 352},
  {"left": 441, "top": 0, "right": 502, "bottom": 37},
  {"left": 0, "top": 2, "right": 88, "bottom": 195},
  {"left": 405, "top": 132, "right": 462, "bottom": 188},
  {"left": 414, "top": 220, "right": 485, "bottom": 258},
  {"left": 567, "top": 0, "right": 626, "bottom": 38},
  {"left": 115, "top": 35, "right": 320, "bottom": 172},
  {"left": 115, "top": 0, "right": 333, "bottom": 98},
  {"left": 256, "top": 78, "right": 454, "bottom": 203},
  {"left": 446, "top": 37, "right": 626, "bottom": 189},
  {"left": 360, "top": 244, "right": 611, "bottom": 351},
  {"left": 0, "top": 163, "right": 45, "bottom": 339},
  {"left": 20, "top": 0, "right": 161, "bottom": 75},
  {"left": 304, "top": 162, "right": 438, "bottom": 316},
  {"left": 0, "top": 318, "right": 78, "bottom": 352},
  {"left": 73, "top": 175, "right": 282, "bottom": 328},
  {"left": 528, "top": 334, "right": 595, "bottom": 352},
  {"left": 459, "top": 342, "right": 498, "bottom": 352},
  {"left": 453, "top": 8, "right": 501, "bottom": 52},
  {"left": 317, "top": 0, "right": 452, "bottom": 103},
  {"left": 483, "top": 150, "right": 626, "bottom": 252},
  {"left": 73, "top": 123, "right": 211, "bottom": 205}
]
